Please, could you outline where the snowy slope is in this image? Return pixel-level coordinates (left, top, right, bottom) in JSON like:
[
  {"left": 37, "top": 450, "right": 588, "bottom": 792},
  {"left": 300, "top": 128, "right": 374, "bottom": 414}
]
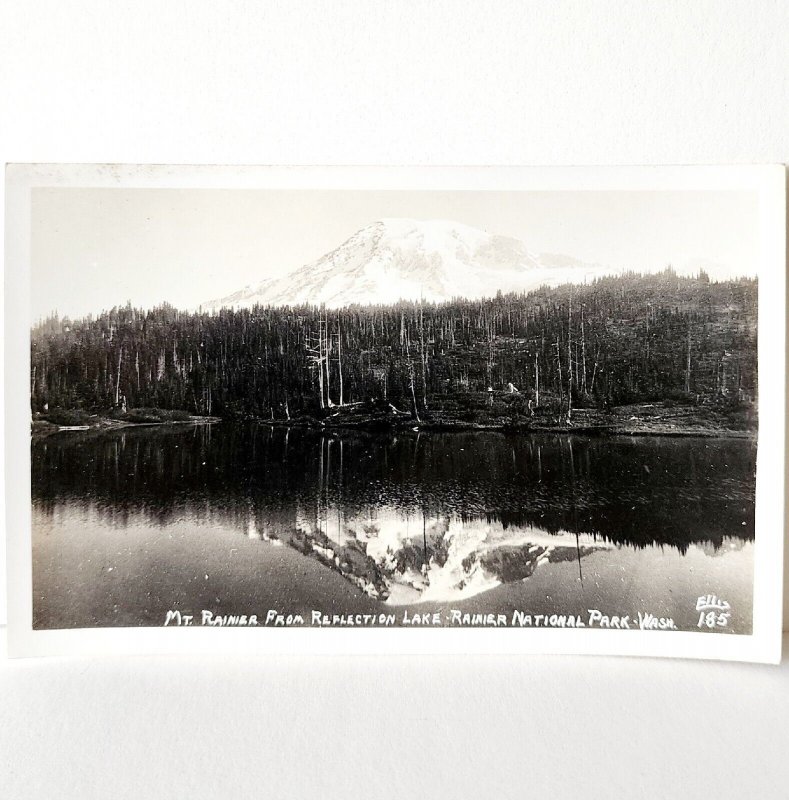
[
  {"left": 287, "top": 505, "right": 614, "bottom": 604},
  {"left": 203, "top": 218, "right": 611, "bottom": 310}
]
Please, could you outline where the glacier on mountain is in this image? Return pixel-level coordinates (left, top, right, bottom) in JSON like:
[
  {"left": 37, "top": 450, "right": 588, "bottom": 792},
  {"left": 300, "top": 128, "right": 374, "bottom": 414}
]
[{"left": 203, "top": 218, "right": 611, "bottom": 310}]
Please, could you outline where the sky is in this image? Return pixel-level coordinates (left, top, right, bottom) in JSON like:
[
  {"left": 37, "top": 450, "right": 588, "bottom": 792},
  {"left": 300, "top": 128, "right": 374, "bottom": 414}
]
[{"left": 30, "top": 187, "right": 759, "bottom": 321}]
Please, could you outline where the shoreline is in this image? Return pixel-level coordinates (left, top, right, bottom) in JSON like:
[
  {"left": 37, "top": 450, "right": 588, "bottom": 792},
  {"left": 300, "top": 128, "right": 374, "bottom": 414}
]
[
  {"left": 31, "top": 414, "right": 221, "bottom": 439},
  {"left": 30, "top": 402, "right": 756, "bottom": 441},
  {"left": 253, "top": 417, "right": 756, "bottom": 439},
  {"left": 244, "top": 398, "right": 756, "bottom": 439}
]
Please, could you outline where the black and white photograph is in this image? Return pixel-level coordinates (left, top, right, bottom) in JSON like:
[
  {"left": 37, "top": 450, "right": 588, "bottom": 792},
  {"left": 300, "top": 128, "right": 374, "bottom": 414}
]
[{"left": 5, "top": 164, "right": 785, "bottom": 660}]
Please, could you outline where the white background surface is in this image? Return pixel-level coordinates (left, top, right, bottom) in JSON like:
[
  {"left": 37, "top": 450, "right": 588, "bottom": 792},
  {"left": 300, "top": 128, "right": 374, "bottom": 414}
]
[{"left": 1, "top": 1, "right": 788, "bottom": 797}]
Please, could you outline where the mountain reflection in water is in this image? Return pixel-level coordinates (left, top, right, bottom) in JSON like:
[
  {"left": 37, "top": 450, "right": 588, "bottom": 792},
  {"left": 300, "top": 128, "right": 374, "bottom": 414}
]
[{"left": 32, "top": 423, "right": 755, "bottom": 609}]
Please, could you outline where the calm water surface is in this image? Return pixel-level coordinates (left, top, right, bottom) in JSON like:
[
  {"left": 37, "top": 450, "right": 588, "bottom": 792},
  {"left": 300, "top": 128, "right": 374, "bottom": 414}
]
[{"left": 32, "top": 423, "right": 756, "bottom": 632}]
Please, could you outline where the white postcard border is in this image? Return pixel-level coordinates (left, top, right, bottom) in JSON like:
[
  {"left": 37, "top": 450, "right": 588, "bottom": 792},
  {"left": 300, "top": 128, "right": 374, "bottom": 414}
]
[{"left": 5, "top": 164, "right": 785, "bottom": 661}]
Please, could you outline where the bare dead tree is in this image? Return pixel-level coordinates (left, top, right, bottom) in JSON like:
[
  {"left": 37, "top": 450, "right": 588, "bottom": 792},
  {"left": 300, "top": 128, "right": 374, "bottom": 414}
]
[
  {"left": 419, "top": 297, "right": 428, "bottom": 411},
  {"left": 580, "top": 302, "right": 587, "bottom": 396},
  {"left": 324, "top": 315, "right": 333, "bottom": 407},
  {"left": 404, "top": 325, "right": 421, "bottom": 424},
  {"left": 590, "top": 344, "right": 602, "bottom": 395},
  {"left": 567, "top": 298, "right": 573, "bottom": 422},
  {"left": 306, "top": 324, "right": 326, "bottom": 410},
  {"left": 534, "top": 351, "right": 540, "bottom": 407},
  {"left": 554, "top": 337, "right": 563, "bottom": 409},
  {"left": 336, "top": 316, "right": 344, "bottom": 407},
  {"left": 115, "top": 346, "right": 123, "bottom": 407}
]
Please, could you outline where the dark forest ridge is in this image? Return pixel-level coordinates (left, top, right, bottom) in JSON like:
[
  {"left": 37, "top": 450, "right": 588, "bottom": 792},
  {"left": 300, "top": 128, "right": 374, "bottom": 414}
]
[{"left": 31, "top": 269, "right": 757, "bottom": 435}]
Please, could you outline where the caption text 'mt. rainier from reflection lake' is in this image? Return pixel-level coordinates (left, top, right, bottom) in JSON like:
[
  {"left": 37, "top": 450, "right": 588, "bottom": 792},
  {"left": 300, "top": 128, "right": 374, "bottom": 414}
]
[{"left": 163, "top": 609, "right": 680, "bottom": 630}]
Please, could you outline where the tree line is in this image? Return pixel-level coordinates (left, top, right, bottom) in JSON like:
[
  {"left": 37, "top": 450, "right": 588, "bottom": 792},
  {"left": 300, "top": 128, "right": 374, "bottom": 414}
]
[{"left": 30, "top": 268, "right": 757, "bottom": 419}]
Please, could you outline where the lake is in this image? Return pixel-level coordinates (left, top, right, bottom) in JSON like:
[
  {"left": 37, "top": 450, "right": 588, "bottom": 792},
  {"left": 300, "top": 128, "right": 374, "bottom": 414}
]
[{"left": 31, "top": 422, "right": 756, "bottom": 633}]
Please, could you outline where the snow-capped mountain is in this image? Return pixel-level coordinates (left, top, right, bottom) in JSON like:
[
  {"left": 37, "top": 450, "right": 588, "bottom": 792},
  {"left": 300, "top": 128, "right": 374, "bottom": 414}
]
[
  {"left": 203, "top": 218, "right": 611, "bottom": 311},
  {"left": 259, "top": 506, "right": 614, "bottom": 604}
]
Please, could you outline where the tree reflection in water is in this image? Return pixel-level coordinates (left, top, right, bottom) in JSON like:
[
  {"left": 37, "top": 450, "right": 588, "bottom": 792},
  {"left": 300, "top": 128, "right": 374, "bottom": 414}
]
[{"left": 33, "top": 423, "right": 756, "bottom": 604}]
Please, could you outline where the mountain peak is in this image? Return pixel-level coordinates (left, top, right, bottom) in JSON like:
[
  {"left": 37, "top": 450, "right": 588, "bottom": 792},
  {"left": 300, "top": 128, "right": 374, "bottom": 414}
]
[{"left": 203, "top": 219, "right": 607, "bottom": 310}]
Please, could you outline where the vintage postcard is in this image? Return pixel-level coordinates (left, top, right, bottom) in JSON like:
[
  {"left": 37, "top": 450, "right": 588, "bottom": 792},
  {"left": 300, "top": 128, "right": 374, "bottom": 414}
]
[{"left": 4, "top": 165, "right": 785, "bottom": 660}]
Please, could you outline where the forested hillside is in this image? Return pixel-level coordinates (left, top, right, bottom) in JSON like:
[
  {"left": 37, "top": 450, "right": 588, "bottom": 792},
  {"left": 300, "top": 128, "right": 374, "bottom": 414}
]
[{"left": 30, "top": 269, "right": 757, "bottom": 421}]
